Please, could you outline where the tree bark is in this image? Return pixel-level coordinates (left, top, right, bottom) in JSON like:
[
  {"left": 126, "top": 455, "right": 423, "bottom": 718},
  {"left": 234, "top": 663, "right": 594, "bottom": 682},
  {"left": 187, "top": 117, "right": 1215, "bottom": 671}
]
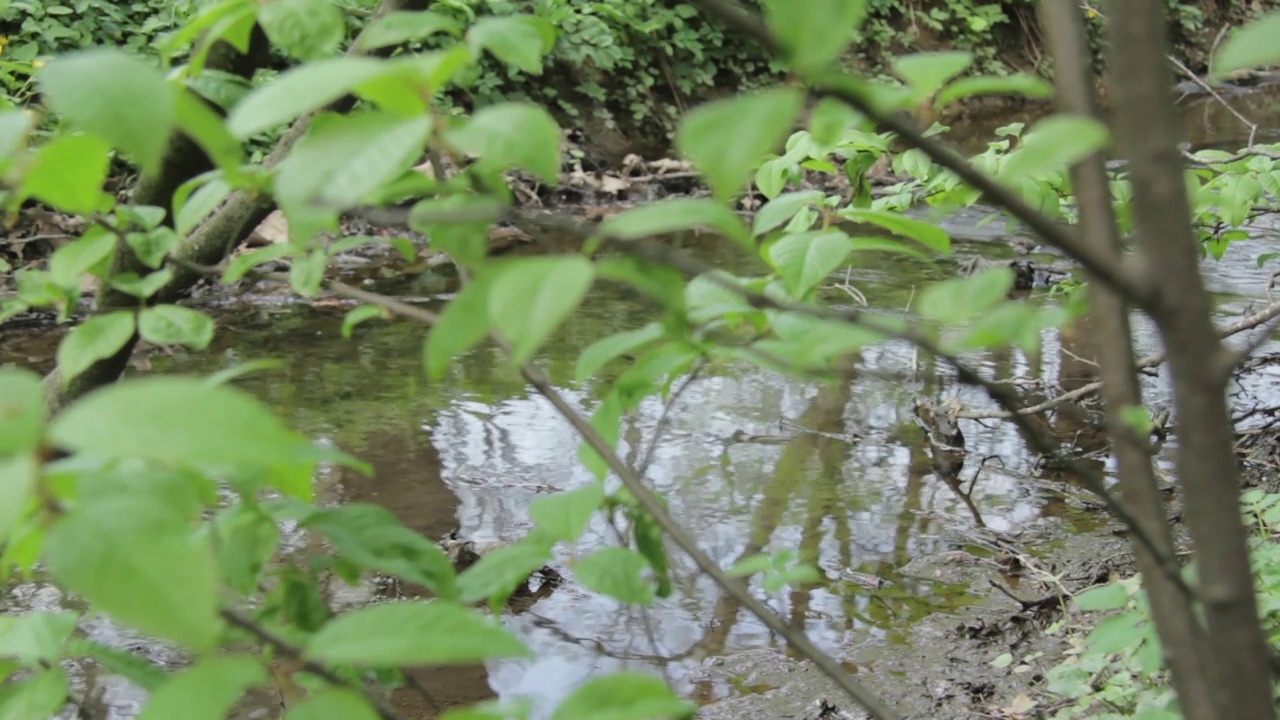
[
  {"left": 1106, "top": 2, "right": 1276, "bottom": 718},
  {"left": 1039, "top": 3, "right": 1218, "bottom": 719}
]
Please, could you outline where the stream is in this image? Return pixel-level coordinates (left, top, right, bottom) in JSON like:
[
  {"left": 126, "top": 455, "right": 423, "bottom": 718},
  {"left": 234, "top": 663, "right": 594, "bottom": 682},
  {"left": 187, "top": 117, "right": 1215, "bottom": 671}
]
[{"left": 4, "top": 85, "right": 1280, "bottom": 720}]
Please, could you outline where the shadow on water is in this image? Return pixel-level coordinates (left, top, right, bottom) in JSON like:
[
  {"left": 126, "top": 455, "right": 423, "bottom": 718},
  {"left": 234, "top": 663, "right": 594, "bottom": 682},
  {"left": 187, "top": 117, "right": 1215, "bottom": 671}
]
[{"left": 5, "top": 90, "right": 1280, "bottom": 719}]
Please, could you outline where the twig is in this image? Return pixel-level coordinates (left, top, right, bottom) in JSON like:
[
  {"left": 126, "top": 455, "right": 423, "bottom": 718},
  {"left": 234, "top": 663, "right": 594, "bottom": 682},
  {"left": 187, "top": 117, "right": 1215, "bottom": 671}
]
[
  {"left": 1167, "top": 54, "right": 1260, "bottom": 146},
  {"left": 219, "top": 609, "right": 408, "bottom": 720},
  {"left": 1222, "top": 313, "right": 1280, "bottom": 375},
  {"left": 638, "top": 360, "right": 705, "bottom": 476}
]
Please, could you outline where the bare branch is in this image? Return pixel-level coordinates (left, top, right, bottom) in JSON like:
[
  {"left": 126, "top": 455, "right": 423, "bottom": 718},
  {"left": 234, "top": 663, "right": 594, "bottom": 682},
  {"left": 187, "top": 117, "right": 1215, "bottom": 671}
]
[{"left": 638, "top": 360, "right": 705, "bottom": 476}]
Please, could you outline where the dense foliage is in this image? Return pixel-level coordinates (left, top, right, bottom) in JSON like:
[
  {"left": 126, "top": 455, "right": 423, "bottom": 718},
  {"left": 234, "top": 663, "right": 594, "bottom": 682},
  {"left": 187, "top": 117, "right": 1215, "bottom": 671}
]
[
  {"left": 2, "top": 0, "right": 1261, "bottom": 136},
  {"left": 4, "top": 1, "right": 1280, "bottom": 719}
]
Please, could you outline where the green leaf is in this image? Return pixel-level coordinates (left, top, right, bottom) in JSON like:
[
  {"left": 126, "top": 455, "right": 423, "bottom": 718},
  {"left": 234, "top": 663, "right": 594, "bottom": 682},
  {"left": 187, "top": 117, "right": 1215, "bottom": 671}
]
[
  {"left": 457, "top": 539, "right": 553, "bottom": 605},
  {"left": 215, "top": 504, "right": 280, "bottom": 596},
  {"left": 0, "top": 612, "right": 78, "bottom": 665},
  {"left": 342, "top": 305, "right": 387, "bottom": 338},
  {"left": 305, "top": 601, "right": 529, "bottom": 666},
  {"left": 1087, "top": 613, "right": 1146, "bottom": 655},
  {"left": 936, "top": 74, "right": 1053, "bottom": 108},
  {"left": 764, "top": 312, "right": 882, "bottom": 366},
  {"left": 289, "top": 249, "right": 327, "bottom": 298},
  {"left": 424, "top": 271, "right": 495, "bottom": 381},
  {"left": 918, "top": 267, "right": 1014, "bottom": 324},
  {"left": 408, "top": 195, "right": 509, "bottom": 269},
  {"left": 684, "top": 271, "right": 754, "bottom": 324},
  {"left": 1074, "top": 582, "right": 1131, "bottom": 612},
  {"left": 138, "top": 305, "right": 215, "bottom": 350},
  {"left": 0, "top": 668, "right": 67, "bottom": 720},
  {"left": 892, "top": 51, "right": 973, "bottom": 101},
  {"left": 578, "top": 393, "right": 622, "bottom": 480},
  {"left": 64, "top": 637, "right": 168, "bottom": 691},
  {"left": 576, "top": 323, "right": 664, "bottom": 382},
  {"left": 753, "top": 190, "right": 825, "bottom": 236},
  {"left": 282, "top": 688, "right": 381, "bottom": 720},
  {"left": 327, "top": 235, "right": 416, "bottom": 261},
  {"left": 49, "top": 228, "right": 116, "bottom": 288},
  {"left": 807, "top": 97, "right": 858, "bottom": 147},
  {"left": 39, "top": 49, "right": 174, "bottom": 175},
  {"left": 24, "top": 134, "right": 112, "bottom": 214},
  {"left": 840, "top": 208, "right": 950, "bottom": 254},
  {"left": 0, "top": 369, "right": 45, "bottom": 458},
  {"left": 57, "top": 311, "right": 137, "bottom": 385},
  {"left": 959, "top": 302, "right": 1046, "bottom": 352},
  {"left": 445, "top": 103, "right": 562, "bottom": 183},
  {"left": 227, "top": 57, "right": 387, "bottom": 139},
  {"left": 573, "top": 547, "right": 654, "bottom": 606},
  {"left": 488, "top": 256, "right": 594, "bottom": 364},
  {"left": 0, "top": 110, "right": 34, "bottom": 174},
  {"left": 176, "top": 176, "right": 232, "bottom": 237},
  {"left": 550, "top": 672, "right": 693, "bottom": 720},
  {"left": 49, "top": 376, "right": 331, "bottom": 467},
  {"left": 999, "top": 115, "right": 1109, "bottom": 180},
  {"left": 303, "top": 503, "right": 457, "bottom": 600},
  {"left": 599, "top": 199, "right": 752, "bottom": 249},
  {"left": 726, "top": 554, "right": 773, "bottom": 577},
  {"left": 595, "top": 257, "right": 687, "bottom": 313},
  {"left": 468, "top": 16, "right": 556, "bottom": 75},
  {"left": 767, "top": 230, "right": 854, "bottom": 297},
  {"left": 186, "top": 69, "right": 254, "bottom": 113},
  {"left": 359, "top": 10, "right": 461, "bottom": 51},
  {"left": 754, "top": 158, "right": 791, "bottom": 199},
  {"left": 45, "top": 495, "right": 221, "bottom": 651},
  {"left": 137, "top": 655, "right": 266, "bottom": 720},
  {"left": 0, "top": 459, "right": 36, "bottom": 546},
  {"left": 174, "top": 90, "right": 244, "bottom": 175},
  {"left": 259, "top": 0, "right": 344, "bottom": 60},
  {"left": 1214, "top": 13, "right": 1280, "bottom": 78},
  {"left": 275, "top": 111, "right": 432, "bottom": 212},
  {"left": 224, "top": 244, "right": 294, "bottom": 284},
  {"left": 111, "top": 269, "right": 175, "bottom": 300},
  {"left": 530, "top": 482, "right": 603, "bottom": 543},
  {"left": 126, "top": 227, "right": 182, "bottom": 269},
  {"left": 761, "top": 0, "right": 866, "bottom": 73},
  {"left": 630, "top": 505, "right": 671, "bottom": 598},
  {"left": 677, "top": 88, "right": 804, "bottom": 202},
  {"left": 845, "top": 236, "right": 932, "bottom": 262}
]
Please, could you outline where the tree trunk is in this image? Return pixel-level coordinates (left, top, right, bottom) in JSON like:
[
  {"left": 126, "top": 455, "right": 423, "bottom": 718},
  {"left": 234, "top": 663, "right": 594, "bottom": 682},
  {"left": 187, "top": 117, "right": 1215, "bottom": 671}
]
[{"left": 1105, "top": 2, "right": 1276, "bottom": 717}]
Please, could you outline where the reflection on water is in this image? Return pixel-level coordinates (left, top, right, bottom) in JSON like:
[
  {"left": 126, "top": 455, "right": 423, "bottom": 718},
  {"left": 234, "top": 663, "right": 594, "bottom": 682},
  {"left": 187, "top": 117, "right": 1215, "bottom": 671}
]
[
  {"left": 7, "top": 227, "right": 1280, "bottom": 718},
  {"left": 123, "top": 244, "right": 1100, "bottom": 717}
]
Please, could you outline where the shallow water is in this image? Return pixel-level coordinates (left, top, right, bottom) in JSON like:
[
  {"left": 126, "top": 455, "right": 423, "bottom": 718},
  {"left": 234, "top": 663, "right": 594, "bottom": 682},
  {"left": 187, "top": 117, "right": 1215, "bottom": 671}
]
[{"left": 6, "top": 92, "right": 1280, "bottom": 719}]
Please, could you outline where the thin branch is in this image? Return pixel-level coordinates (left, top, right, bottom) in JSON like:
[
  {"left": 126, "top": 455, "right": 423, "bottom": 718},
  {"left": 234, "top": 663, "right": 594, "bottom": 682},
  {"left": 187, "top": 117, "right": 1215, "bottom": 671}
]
[
  {"left": 302, "top": 278, "right": 904, "bottom": 720},
  {"left": 1167, "top": 54, "right": 1260, "bottom": 147},
  {"left": 219, "top": 609, "right": 408, "bottom": 720},
  {"left": 638, "top": 360, "right": 705, "bottom": 476},
  {"left": 1222, "top": 313, "right": 1280, "bottom": 375},
  {"left": 960, "top": 298, "right": 1280, "bottom": 419}
]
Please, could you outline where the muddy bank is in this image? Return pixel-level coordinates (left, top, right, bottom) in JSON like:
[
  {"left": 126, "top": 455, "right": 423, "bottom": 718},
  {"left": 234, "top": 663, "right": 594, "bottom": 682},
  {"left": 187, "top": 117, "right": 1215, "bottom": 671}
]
[{"left": 694, "top": 506, "right": 1148, "bottom": 719}]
